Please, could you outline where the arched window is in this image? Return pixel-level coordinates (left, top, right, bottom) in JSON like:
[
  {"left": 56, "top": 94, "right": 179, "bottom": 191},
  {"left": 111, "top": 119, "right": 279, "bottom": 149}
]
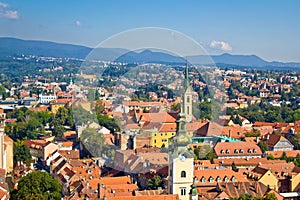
[
  {"left": 181, "top": 171, "right": 186, "bottom": 178},
  {"left": 224, "top": 176, "right": 229, "bottom": 183},
  {"left": 201, "top": 177, "right": 206, "bottom": 183},
  {"left": 231, "top": 176, "right": 237, "bottom": 182},
  {"left": 187, "top": 106, "right": 190, "bottom": 115},
  {"left": 187, "top": 96, "right": 190, "bottom": 103}
]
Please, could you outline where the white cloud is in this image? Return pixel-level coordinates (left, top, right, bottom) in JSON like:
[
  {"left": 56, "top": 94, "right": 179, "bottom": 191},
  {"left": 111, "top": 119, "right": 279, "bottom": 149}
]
[
  {"left": 0, "top": 2, "right": 8, "bottom": 8},
  {"left": 0, "top": 10, "right": 19, "bottom": 19},
  {"left": 0, "top": 2, "right": 19, "bottom": 20},
  {"left": 210, "top": 40, "right": 232, "bottom": 51},
  {"left": 75, "top": 20, "right": 81, "bottom": 26}
]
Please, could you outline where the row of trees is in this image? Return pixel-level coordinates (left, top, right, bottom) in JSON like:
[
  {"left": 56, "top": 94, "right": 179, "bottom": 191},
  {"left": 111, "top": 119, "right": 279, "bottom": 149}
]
[{"left": 227, "top": 104, "right": 300, "bottom": 123}]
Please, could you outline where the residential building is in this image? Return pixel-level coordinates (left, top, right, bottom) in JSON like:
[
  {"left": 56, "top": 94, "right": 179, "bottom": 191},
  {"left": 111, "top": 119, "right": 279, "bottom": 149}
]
[{"left": 214, "top": 141, "right": 262, "bottom": 159}]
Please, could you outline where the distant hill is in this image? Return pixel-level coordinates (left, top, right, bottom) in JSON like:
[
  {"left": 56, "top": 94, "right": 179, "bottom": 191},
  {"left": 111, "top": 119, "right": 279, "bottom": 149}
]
[{"left": 1, "top": 37, "right": 300, "bottom": 69}]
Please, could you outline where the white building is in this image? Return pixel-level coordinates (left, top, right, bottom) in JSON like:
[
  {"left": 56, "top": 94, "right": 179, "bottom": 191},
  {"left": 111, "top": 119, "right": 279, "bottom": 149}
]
[{"left": 38, "top": 94, "right": 57, "bottom": 104}]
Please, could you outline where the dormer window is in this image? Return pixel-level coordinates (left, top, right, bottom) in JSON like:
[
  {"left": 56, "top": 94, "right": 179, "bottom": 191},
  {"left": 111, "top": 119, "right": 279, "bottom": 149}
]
[
  {"left": 221, "top": 150, "right": 225, "bottom": 154},
  {"left": 253, "top": 149, "right": 257, "bottom": 153},
  {"left": 201, "top": 177, "right": 206, "bottom": 183},
  {"left": 234, "top": 149, "right": 239, "bottom": 154},
  {"left": 226, "top": 150, "right": 230, "bottom": 154},
  {"left": 194, "top": 177, "right": 199, "bottom": 183},
  {"left": 239, "top": 149, "right": 244, "bottom": 153},
  {"left": 216, "top": 176, "right": 222, "bottom": 182},
  {"left": 224, "top": 176, "right": 229, "bottom": 183},
  {"left": 248, "top": 149, "right": 252, "bottom": 153},
  {"left": 231, "top": 176, "right": 237, "bottom": 182},
  {"left": 209, "top": 176, "right": 214, "bottom": 183}
]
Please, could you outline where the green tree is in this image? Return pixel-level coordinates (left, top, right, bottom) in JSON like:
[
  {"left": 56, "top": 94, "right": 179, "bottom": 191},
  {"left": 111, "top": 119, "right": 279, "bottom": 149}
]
[
  {"left": 14, "top": 142, "right": 32, "bottom": 165},
  {"left": 205, "top": 149, "right": 217, "bottom": 162},
  {"left": 147, "top": 175, "right": 163, "bottom": 190},
  {"left": 264, "top": 193, "right": 278, "bottom": 200},
  {"left": 10, "top": 170, "right": 62, "bottom": 200},
  {"left": 231, "top": 162, "right": 238, "bottom": 172},
  {"left": 0, "top": 85, "right": 9, "bottom": 99},
  {"left": 81, "top": 128, "right": 105, "bottom": 157},
  {"left": 258, "top": 141, "right": 269, "bottom": 153}
]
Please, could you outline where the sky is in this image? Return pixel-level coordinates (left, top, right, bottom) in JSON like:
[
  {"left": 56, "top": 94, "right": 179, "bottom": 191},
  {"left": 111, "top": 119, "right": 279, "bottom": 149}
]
[{"left": 0, "top": 0, "right": 299, "bottom": 62}]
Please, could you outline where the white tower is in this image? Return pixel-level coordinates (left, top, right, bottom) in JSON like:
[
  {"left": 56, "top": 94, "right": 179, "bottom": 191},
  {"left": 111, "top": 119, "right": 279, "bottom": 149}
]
[
  {"left": 168, "top": 104, "right": 194, "bottom": 200},
  {"left": 183, "top": 64, "right": 193, "bottom": 122}
]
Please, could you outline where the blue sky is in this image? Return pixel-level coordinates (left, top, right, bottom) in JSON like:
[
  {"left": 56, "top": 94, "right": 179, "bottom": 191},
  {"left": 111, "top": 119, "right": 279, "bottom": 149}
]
[{"left": 0, "top": 0, "right": 299, "bottom": 62}]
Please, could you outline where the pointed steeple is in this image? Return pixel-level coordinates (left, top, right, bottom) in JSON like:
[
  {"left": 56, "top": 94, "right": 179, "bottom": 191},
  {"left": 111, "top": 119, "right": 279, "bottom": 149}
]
[{"left": 185, "top": 59, "right": 190, "bottom": 88}]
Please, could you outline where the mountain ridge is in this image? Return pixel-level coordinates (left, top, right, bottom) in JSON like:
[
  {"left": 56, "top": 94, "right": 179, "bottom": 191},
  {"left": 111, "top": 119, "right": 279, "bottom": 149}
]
[{"left": 1, "top": 37, "right": 300, "bottom": 68}]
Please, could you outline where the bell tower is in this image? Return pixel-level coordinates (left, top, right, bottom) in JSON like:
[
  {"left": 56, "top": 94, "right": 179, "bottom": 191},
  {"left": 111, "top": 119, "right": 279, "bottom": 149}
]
[
  {"left": 183, "top": 63, "right": 193, "bottom": 122},
  {"left": 168, "top": 104, "right": 194, "bottom": 200}
]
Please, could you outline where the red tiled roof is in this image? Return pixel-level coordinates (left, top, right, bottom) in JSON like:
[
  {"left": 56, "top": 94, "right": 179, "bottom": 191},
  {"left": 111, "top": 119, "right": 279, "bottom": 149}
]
[{"left": 214, "top": 141, "right": 262, "bottom": 157}]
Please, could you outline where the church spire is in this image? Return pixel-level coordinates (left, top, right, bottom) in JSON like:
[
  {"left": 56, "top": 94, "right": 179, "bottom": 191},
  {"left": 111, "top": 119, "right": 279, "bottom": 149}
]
[{"left": 185, "top": 59, "right": 190, "bottom": 88}]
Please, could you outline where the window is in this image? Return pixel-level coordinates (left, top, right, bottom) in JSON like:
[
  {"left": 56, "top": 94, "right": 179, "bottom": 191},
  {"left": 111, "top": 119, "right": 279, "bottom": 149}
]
[
  {"left": 234, "top": 149, "right": 238, "bottom": 154},
  {"left": 231, "top": 176, "right": 237, "bottom": 182},
  {"left": 187, "top": 96, "right": 190, "bottom": 103},
  {"left": 154, "top": 139, "right": 156, "bottom": 143},
  {"left": 239, "top": 149, "right": 244, "bottom": 153},
  {"left": 248, "top": 149, "right": 252, "bottom": 153},
  {"left": 224, "top": 176, "right": 229, "bottom": 183},
  {"left": 209, "top": 176, "right": 214, "bottom": 183},
  {"left": 216, "top": 177, "right": 222, "bottom": 182},
  {"left": 201, "top": 177, "right": 206, "bottom": 183},
  {"left": 181, "top": 171, "right": 186, "bottom": 178},
  {"left": 221, "top": 150, "right": 225, "bottom": 154},
  {"left": 253, "top": 149, "right": 257, "bottom": 153},
  {"left": 170, "top": 169, "right": 172, "bottom": 176},
  {"left": 187, "top": 106, "right": 190, "bottom": 115},
  {"left": 180, "top": 188, "right": 186, "bottom": 196},
  {"left": 226, "top": 150, "right": 230, "bottom": 154},
  {"left": 194, "top": 177, "right": 199, "bottom": 183}
]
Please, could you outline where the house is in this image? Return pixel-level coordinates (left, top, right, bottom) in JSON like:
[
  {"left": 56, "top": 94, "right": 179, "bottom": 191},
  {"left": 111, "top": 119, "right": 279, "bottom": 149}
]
[
  {"left": 49, "top": 98, "right": 72, "bottom": 114},
  {"left": 194, "top": 167, "right": 248, "bottom": 186},
  {"left": 261, "top": 134, "right": 294, "bottom": 151},
  {"left": 214, "top": 141, "right": 262, "bottom": 159},
  {"left": 259, "top": 88, "right": 270, "bottom": 98},
  {"left": 0, "top": 168, "right": 9, "bottom": 199},
  {"left": 3, "top": 135, "right": 13, "bottom": 172},
  {"left": 247, "top": 162, "right": 300, "bottom": 192},
  {"left": 58, "top": 142, "right": 73, "bottom": 151},
  {"left": 38, "top": 93, "right": 57, "bottom": 104},
  {"left": 24, "top": 139, "right": 48, "bottom": 160},
  {"left": 42, "top": 142, "right": 58, "bottom": 161}
]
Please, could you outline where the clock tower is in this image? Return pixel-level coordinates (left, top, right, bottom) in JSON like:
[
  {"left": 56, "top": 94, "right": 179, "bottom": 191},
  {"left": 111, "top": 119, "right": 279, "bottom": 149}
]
[{"left": 168, "top": 104, "right": 194, "bottom": 200}]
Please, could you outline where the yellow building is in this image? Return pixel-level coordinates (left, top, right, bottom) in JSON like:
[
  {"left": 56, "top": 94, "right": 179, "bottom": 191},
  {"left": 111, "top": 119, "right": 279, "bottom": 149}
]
[
  {"left": 257, "top": 169, "right": 278, "bottom": 191},
  {"left": 291, "top": 173, "right": 300, "bottom": 191},
  {"left": 50, "top": 99, "right": 71, "bottom": 114},
  {"left": 151, "top": 123, "right": 193, "bottom": 148}
]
